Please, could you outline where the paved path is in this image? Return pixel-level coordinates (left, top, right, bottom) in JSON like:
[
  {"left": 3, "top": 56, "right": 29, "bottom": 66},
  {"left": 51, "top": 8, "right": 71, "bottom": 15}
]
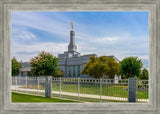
[{"left": 11, "top": 86, "right": 148, "bottom": 102}]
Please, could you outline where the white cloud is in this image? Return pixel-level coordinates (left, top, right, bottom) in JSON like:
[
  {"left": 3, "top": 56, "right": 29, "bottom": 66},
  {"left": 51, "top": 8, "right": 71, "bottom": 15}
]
[
  {"left": 17, "top": 31, "right": 37, "bottom": 40},
  {"left": 12, "top": 12, "right": 70, "bottom": 39},
  {"left": 138, "top": 55, "right": 148, "bottom": 60},
  {"left": 12, "top": 41, "right": 68, "bottom": 62},
  {"left": 12, "top": 27, "right": 38, "bottom": 42},
  {"left": 93, "top": 37, "right": 118, "bottom": 43}
]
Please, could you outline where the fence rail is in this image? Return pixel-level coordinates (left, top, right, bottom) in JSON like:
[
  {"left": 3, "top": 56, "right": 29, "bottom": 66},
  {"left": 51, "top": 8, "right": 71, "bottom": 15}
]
[{"left": 12, "top": 76, "right": 149, "bottom": 103}]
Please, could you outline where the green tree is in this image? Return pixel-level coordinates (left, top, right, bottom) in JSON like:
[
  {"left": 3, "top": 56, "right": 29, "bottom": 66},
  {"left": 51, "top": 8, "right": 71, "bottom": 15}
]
[
  {"left": 55, "top": 70, "right": 64, "bottom": 77},
  {"left": 81, "top": 56, "right": 120, "bottom": 79},
  {"left": 139, "top": 68, "right": 149, "bottom": 80},
  {"left": 12, "top": 57, "right": 22, "bottom": 76},
  {"left": 26, "top": 71, "right": 33, "bottom": 77},
  {"left": 30, "top": 51, "right": 59, "bottom": 77},
  {"left": 120, "top": 57, "right": 143, "bottom": 79}
]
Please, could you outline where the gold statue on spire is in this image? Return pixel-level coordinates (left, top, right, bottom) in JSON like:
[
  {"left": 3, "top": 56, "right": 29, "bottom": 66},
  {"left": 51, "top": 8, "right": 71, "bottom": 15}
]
[{"left": 71, "top": 21, "right": 73, "bottom": 29}]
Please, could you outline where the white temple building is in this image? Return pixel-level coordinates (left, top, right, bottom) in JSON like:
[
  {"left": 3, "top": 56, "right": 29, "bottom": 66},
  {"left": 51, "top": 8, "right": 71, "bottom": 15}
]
[
  {"left": 57, "top": 23, "right": 119, "bottom": 78},
  {"left": 19, "top": 22, "right": 120, "bottom": 79}
]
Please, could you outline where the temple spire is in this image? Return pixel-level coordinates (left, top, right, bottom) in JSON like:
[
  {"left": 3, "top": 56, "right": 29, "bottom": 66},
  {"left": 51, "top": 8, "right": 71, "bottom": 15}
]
[
  {"left": 68, "top": 22, "right": 77, "bottom": 52},
  {"left": 58, "top": 22, "right": 80, "bottom": 58},
  {"left": 71, "top": 21, "right": 73, "bottom": 29}
]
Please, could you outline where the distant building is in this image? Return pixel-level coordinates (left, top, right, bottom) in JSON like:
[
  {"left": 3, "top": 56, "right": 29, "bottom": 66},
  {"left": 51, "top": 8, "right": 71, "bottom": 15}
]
[
  {"left": 19, "top": 23, "right": 120, "bottom": 79},
  {"left": 19, "top": 62, "right": 31, "bottom": 76}
]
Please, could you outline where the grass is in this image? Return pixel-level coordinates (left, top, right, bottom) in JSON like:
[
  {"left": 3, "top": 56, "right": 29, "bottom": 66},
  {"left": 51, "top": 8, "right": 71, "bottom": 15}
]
[
  {"left": 12, "top": 92, "right": 77, "bottom": 102},
  {"left": 137, "top": 91, "right": 148, "bottom": 99},
  {"left": 53, "top": 94, "right": 128, "bottom": 103},
  {"left": 12, "top": 92, "right": 148, "bottom": 103}
]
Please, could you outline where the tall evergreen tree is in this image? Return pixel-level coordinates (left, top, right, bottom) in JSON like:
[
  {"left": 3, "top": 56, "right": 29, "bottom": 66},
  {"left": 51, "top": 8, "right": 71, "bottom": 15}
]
[{"left": 12, "top": 57, "right": 22, "bottom": 76}]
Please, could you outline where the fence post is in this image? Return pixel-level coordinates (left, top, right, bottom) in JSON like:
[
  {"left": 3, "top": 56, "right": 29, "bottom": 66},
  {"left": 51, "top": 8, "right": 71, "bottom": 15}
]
[
  {"left": 15, "top": 76, "right": 17, "bottom": 92},
  {"left": 25, "top": 76, "right": 27, "bottom": 93},
  {"left": 128, "top": 77, "right": 137, "bottom": 102},
  {"left": 45, "top": 76, "right": 52, "bottom": 98},
  {"left": 136, "top": 80, "right": 138, "bottom": 102},
  {"left": 100, "top": 78, "right": 102, "bottom": 102},
  {"left": 78, "top": 77, "right": 80, "bottom": 101},
  {"left": 60, "top": 77, "right": 61, "bottom": 98},
  {"left": 37, "top": 77, "right": 39, "bottom": 96}
]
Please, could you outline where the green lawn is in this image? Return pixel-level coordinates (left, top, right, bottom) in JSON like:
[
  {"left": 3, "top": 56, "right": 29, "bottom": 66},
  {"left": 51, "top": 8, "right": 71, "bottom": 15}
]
[
  {"left": 53, "top": 94, "right": 128, "bottom": 103},
  {"left": 12, "top": 92, "right": 77, "bottom": 102}
]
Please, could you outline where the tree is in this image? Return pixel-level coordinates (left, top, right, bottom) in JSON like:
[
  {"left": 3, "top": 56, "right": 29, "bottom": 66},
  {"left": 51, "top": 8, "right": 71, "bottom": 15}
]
[
  {"left": 120, "top": 57, "right": 143, "bottom": 79},
  {"left": 12, "top": 57, "right": 22, "bottom": 76},
  {"left": 81, "top": 56, "right": 120, "bottom": 79},
  {"left": 26, "top": 71, "right": 33, "bottom": 77},
  {"left": 55, "top": 70, "right": 64, "bottom": 77},
  {"left": 30, "top": 51, "right": 59, "bottom": 77},
  {"left": 139, "top": 68, "right": 149, "bottom": 80}
]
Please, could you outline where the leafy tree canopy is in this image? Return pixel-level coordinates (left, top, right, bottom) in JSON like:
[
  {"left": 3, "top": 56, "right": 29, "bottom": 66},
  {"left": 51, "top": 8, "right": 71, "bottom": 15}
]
[
  {"left": 30, "top": 51, "right": 59, "bottom": 77},
  {"left": 139, "top": 68, "right": 149, "bottom": 80},
  {"left": 12, "top": 57, "right": 22, "bottom": 76},
  {"left": 81, "top": 56, "right": 120, "bottom": 79},
  {"left": 120, "top": 57, "right": 143, "bottom": 79},
  {"left": 55, "top": 70, "right": 64, "bottom": 77}
]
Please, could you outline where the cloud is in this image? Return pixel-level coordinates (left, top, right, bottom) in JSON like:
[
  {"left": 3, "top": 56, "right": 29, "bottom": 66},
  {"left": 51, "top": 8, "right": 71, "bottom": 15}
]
[
  {"left": 138, "top": 55, "right": 148, "bottom": 60},
  {"left": 12, "top": 12, "right": 70, "bottom": 39},
  {"left": 12, "top": 27, "right": 38, "bottom": 42},
  {"left": 76, "top": 34, "right": 144, "bottom": 52},
  {"left": 12, "top": 41, "right": 68, "bottom": 62},
  {"left": 17, "top": 31, "right": 37, "bottom": 40},
  {"left": 93, "top": 37, "right": 118, "bottom": 43}
]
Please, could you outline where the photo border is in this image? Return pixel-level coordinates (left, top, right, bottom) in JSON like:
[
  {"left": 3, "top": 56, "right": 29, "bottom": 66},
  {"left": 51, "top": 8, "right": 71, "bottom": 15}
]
[{"left": 0, "top": 0, "right": 160, "bottom": 114}]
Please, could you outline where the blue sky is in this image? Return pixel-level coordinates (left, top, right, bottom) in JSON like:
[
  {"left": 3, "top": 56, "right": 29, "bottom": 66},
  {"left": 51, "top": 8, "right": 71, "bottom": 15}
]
[{"left": 12, "top": 11, "right": 149, "bottom": 68}]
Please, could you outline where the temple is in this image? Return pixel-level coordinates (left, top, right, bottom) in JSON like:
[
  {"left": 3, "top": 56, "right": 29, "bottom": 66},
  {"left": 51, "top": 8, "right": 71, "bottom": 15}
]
[
  {"left": 58, "top": 22, "right": 95, "bottom": 77},
  {"left": 19, "top": 22, "right": 120, "bottom": 79},
  {"left": 57, "top": 22, "right": 119, "bottom": 78}
]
